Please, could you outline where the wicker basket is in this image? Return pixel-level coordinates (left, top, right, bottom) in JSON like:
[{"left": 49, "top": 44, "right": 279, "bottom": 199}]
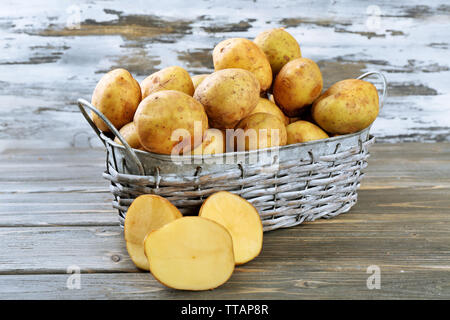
[{"left": 78, "top": 71, "right": 387, "bottom": 232}]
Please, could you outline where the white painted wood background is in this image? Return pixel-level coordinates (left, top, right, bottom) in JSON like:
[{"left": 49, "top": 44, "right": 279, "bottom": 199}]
[{"left": 0, "top": 0, "right": 449, "bottom": 150}]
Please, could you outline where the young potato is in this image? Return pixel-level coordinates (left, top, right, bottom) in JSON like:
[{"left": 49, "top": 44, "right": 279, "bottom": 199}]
[
  {"left": 134, "top": 90, "right": 208, "bottom": 155},
  {"left": 286, "top": 120, "right": 329, "bottom": 144},
  {"left": 194, "top": 69, "right": 260, "bottom": 129},
  {"left": 273, "top": 58, "right": 323, "bottom": 117},
  {"left": 140, "top": 66, "right": 194, "bottom": 99},
  {"left": 124, "top": 195, "right": 182, "bottom": 270},
  {"left": 113, "top": 122, "right": 144, "bottom": 150},
  {"left": 191, "top": 128, "right": 225, "bottom": 155},
  {"left": 254, "top": 28, "right": 302, "bottom": 75},
  {"left": 248, "top": 97, "right": 289, "bottom": 126},
  {"left": 234, "top": 113, "right": 287, "bottom": 151},
  {"left": 91, "top": 68, "right": 141, "bottom": 132},
  {"left": 144, "top": 216, "right": 235, "bottom": 291},
  {"left": 191, "top": 74, "right": 209, "bottom": 90},
  {"left": 199, "top": 191, "right": 263, "bottom": 265},
  {"left": 312, "top": 79, "right": 379, "bottom": 134},
  {"left": 213, "top": 38, "right": 272, "bottom": 91}
]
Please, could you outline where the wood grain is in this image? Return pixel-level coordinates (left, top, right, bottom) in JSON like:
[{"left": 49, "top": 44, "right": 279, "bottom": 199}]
[{"left": 0, "top": 143, "right": 449, "bottom": 298}]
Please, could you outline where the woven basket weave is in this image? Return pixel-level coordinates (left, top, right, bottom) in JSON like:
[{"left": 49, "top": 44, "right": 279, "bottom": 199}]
[{"left": 78, "top": 71, "right": 386, "bottom": 232}]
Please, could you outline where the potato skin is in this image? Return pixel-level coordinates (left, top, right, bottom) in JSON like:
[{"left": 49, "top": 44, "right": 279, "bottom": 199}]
[
  {"left": 191, "top": 74, "right": 209, "bottom": 90},
  {"left": 140, "top": 66, "right": 194, "bottom": 99},
  {"left": 254, "top": 28, "right": 301, "bottom": 75},
  {"left": 194, "top": 69, "right": 260, "bottom": 129},
  {"left": 273, "top": 58, "right": 323, "bottom": 117},
  {"left": 134, "top": 90, "right": 208, "bottom": 155},
  {"left": 114, "top": 122, "right": 144, "bottom": 150},
  {"left": 312, "top": 79, "right": 379, "bottom": 134},
  {"left": 248, "top": 97, "right": 289, "bottom": 126},
  {"left": 213, "top": 38, "right": 272, "bottom": 91},
  {"left": 235, "top": 113, "right": 287, "bottom": 151},
  {"left": 286, "top": 120, "right": 329, "bottom": 144},
  {"left": 191, "top": 128, "right": 225, "bottom": 155},
  {"left": 91, "top": 68, "right": 141, "bottom": 132}
]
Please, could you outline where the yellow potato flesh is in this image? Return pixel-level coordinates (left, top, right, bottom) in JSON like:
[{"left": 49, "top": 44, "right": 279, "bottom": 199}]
[
  {"left": 199, "top": 191, "right": 263, "bottom": 265},
  {"left": 144, "top": 217, "right": 235, "bottom": 291},
  {"left": 234, "top": 113, "right": 287, "bottom": 151},
  {"left": 254, "top": 28, "right": 302, "bottom": 74},
  {"left": 312, "top": 79, "right": 379, "bottom": 134},
  {"left": 124, "top": 195, "right": 182, "bottom": 270},
  {"left": 91, "top": 68, "right": 141, "bottom": 132},
  {"left": 286, "top": 120, "right": 329, "bottom": 144},
  {"left": 140, "top": 66, "right": 194, "bottom": 99}
]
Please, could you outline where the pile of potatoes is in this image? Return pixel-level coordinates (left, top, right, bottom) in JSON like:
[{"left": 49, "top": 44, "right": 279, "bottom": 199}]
[
  {"left": 91, "top": 28, "right": 380, "bottom": 155},
  {"left": 89, "top": 28, "right": 381, "bottom": 290}
]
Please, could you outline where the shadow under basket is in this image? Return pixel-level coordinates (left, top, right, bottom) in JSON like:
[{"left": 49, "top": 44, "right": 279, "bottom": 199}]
[{"left": 78, "top": 71, "right": 387, "bottom": 232}]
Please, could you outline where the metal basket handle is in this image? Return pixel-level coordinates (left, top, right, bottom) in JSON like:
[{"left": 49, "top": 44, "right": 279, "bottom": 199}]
[
  {"left": 356, "top": 71, "right": 387, "bottom": 110},
  {"left": 77, "top": 98, "right": 145, "bottom": 175}
]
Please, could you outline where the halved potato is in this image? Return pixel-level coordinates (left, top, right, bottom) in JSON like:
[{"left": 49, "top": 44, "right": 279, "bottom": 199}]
[
  {"left": 124, "top": 195, "right": 182, "bottom": 270},
  {"left": 199, "top": 191, "right": 263, "bottom": 265},
  {"left": 144, "top": 216, "right": 235, "bottom": 291}
]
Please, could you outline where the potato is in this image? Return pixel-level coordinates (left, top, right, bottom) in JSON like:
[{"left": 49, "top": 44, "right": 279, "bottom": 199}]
[
  {"left": 113, "top": 122, "right": 144, "bottom": 150},
  {"left": 286, "top": 120, "right": 329, "bottom": 144},
  {"left": 199, "top": 191, "right": 263, "bottom": 265},
  {"left": 91, "top": 68, "right": 141, "bottom": 132},
  {"left": 194, "top": 69, "right": 260, "bottom": 129},
  {"left": 312, "top": 79, "right": 379, "bottom": 134},
  {"left": 288, "top": 117, "right": 301, "bottom": 124},
  {"left": 124, "top": 195, "right": 182, "bottom": 270},
  {"left": 248, "top": 97, "right": 289, "bottom": 126},
  {"left": 191, "top": 74, "right": 209, "bottom": 90},
  {"left": 191, "top": 128, "right": 225, "bottom": 155},
  {"left": 213, "top": 38, "right": 272, "bottom": 91},
  {"left": 254, "top": 28, "right": 302, "bottom": 74},
  {"left": 140, "top": 66, "right": 194, "bottom": 99},
  {"left": 234, "top": 113, "right": 287, "bottom": 151},
  {"left": 273, "top": 58, "right": 323, "bottom": 117},
  {"left": 134, "top": 90, "right": 208, "bottom": 155},
  {"left": 144, "top": 216, "right": 235, "bottom": 291}
]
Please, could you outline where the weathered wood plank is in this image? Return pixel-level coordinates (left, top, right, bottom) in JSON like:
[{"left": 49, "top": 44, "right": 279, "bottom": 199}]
[{"left": 1, "top": 269, "right": 448, "bottom": 300}]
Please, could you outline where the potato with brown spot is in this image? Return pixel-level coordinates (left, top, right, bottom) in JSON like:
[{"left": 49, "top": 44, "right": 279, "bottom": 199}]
[
  {"left": 114, "top": 122, "right": 144, "bottom": 150},
  {"left": 248, "top": 97, "right": 289, "bottom": 125},
  {"left": 273, "top": 58, "right": 323, "bottom": 117},
  {"left": 254, "top": 28, "right": 302, "bottom": 75},
  {"left": 312, "top": 79, "right": 379, "bottom": 134},
  {"left": 91, "top": 68, "right": 141, "bottom": 132},
  {"left": 286, "top": 120, "right": 329, "bottom": 144},
  {"left": 134, "top": 90, "right": 208, "bottom": 155},
  {"left": 234, "top": 113, "right": 287, "bottom": 151},
  {"left": 191, "top": 74, "right": 209, "bottom": 90},
  {"left": 141, "top": 66, "right": 194, "bottom": 99},
  {"left": 194, "top": 69, "right": 260, "bottom": 129},
  {"left": 213, "top": 38, "right": 272, "bottom": 91}
]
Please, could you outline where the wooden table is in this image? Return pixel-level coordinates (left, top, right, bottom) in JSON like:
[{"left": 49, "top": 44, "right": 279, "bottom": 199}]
[
  {"left": 1, "top": 0, "right": 449, "bottom": 300},
  {"left": 1, "top": 143, "right": 449, "bottom": 299}
]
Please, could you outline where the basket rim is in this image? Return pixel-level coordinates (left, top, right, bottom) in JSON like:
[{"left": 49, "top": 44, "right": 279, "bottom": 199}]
[{"left": 103, "top": 125, "right": 372, "bottom": 162}]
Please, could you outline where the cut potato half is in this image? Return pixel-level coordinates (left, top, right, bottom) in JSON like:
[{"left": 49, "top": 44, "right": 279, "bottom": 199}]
[
  {"left": 199, "top": 191, "right": 263, "bottom": 265},
  {"left": 144, "top": 216, "right": 235, "bottom": 291},
  {"left": 124, "top": 195, "right": 182, "bottom": 270}
]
